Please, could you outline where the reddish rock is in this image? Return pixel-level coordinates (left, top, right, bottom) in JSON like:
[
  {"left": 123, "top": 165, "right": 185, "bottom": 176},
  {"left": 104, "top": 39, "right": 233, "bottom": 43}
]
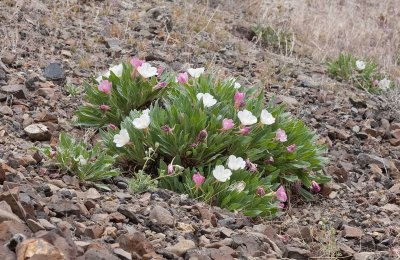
[
  {"left": 342, "top": 225, "right": 363, "bottom": 238},
  {"left": 118, "top": 232, "right": 155, "bottom": 256}
]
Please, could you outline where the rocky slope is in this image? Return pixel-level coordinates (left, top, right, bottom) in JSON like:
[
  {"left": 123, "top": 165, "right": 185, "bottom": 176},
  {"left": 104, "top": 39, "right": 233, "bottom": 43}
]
[{"left": 0, "top": 0, "right": 399, "bottom": 259}]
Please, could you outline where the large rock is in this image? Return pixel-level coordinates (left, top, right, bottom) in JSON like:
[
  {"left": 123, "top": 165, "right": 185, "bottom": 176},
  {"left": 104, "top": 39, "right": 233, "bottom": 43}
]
[
  {"left": 0, "top": 85, "right": 27, "bottom": 99},
  {"left": 16, "top": 238, "right": 64, "bottom": 260},
  {"left": 0, "top": 208, "right": 22, "bottom": 223},
  {"left": 24, "top": 124, "right": 51, "bottom": 141}
]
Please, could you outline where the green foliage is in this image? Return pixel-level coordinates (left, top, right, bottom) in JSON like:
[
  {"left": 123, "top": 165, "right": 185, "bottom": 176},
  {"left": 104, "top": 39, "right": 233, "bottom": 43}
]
[
  {"left": 327, "top": 53, "right": 390, "bottom": 93},
  {"left": 40, "top": 133, "right": 121, "bottom": 182},
  {"left": 100, "top": 74, "right": 329, "bottom": 216},
  {"left": 253, "top": 25, "right": 293, "bottom": 52},
  {"left": 75, "top": 63, "right": 172, "bottom": 128},
  {"left": 64, "top": 84, "right": 81, "bottom": 97}
]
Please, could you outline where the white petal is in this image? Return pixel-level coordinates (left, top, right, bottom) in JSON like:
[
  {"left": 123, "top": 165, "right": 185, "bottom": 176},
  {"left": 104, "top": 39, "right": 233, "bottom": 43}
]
[
  {"left": 212, "top": 165, "right": 232, "bottom": 182},
  {"left": 114, "top": 129, "right": 130, "bottom": 147},
  {"left": 260, "top": 109, "right": 275, "bottom": 125},
  {"left": 227, "top": 155, "right": 246, "bottom": 171},
  {"left": 137, "top": 63, "right": 158, "bottom": 78},
  {"left": 238, "top": 110, "right": 257, "bottom": 126},
  {"left": 187, "top": 67, "right": 205, "bottom": 78}
]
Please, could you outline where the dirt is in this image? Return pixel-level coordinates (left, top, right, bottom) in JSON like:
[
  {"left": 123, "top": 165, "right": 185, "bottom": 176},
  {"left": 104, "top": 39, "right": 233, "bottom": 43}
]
[{"left": 0, "top": 0, "right": 399, "bottom": 259}]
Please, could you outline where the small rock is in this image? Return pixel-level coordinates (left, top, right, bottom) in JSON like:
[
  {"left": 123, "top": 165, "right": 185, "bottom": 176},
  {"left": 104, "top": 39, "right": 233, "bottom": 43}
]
[
  {"left": 16, "top": 238, "right": 64, "bottom": 260},
  {"left": 0, "top": 106, "right": 13, "bottom": 116},
  {"left": 165, "top": 239, "right": 196, "bottom": 256},
  {"left": 105, "top": 38, "right": 122, "bottom": 56},
  {"left": 84, "top": 188, "right": 101, "bottom": 200},
  {"left": 1, "top": 53, "right": 17, "bottom": 65},
  {"left": 48, "top": 201, "right": 80, "bottom": 217},
  {"left": 37, "top": 219, "right": 56, "bottom": 230},
  {"left": 342, "top": 225, "right": 363, "bottom": 238},
  {"left": 118, "top": 205, "right": 140, "bottom": 224},
  {"left": 24, "top": 124, "right": 51, "bottom": 141},
  {"left": 381, "top": 203, "right": 400, "bottom": 213},
  {"left": 79, "top": 248, "right": 120, "bottom": 260},
  {"left": 84, "top": 225, "right": 104, "bottom": 239},
  {"left": 149, "top": 206, "right": 174, "bottom": 226},
  {"left": 0, "top": 85, "right": 28, "bottom": 99},
  {"left": 118, "top": 232, "right": 155, "bottom": 256},
  {"left": 285, "top": 246, "right": 310, "bottom": 260},
  {"left": 113, "top": 248, "right": 132, "bottom": 260},
  {"left": 0, "top": 208, "right": 22, "bottom": 223},
  {"left": 43, "top": 63, "right": 65, "bottom": 81},
  {"left": 353, "top": 252, "right": 376, "bottom": 260},
  {"left": 26, "top": 219, "right": 44, "bottom": 232},
  {"left": 37, "top": 88, "right": 55, "bottom": 99}
]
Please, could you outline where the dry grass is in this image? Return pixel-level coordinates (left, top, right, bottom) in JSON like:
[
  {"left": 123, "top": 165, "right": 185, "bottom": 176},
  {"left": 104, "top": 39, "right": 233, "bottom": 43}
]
[{"left": 245, "top": 0, "right": 400, "bottom": 81}]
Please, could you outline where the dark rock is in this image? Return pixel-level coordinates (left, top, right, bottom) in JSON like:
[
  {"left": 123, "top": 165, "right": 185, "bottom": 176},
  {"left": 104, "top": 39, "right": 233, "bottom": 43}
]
[
  {"left": 47, "top": 201, "right": 80, "bottom": 217},
  {"left": 0, "top": 85, "right": 28, "bottom": 99},
  {"left": 43, "top": 63, "right": 65, "bottom": 81},
  {"left": 118, "top": 205, "right": 140, "bottom": 224},
  {"left": 285, "top": 246, "right": 310, "bottom": 260}
]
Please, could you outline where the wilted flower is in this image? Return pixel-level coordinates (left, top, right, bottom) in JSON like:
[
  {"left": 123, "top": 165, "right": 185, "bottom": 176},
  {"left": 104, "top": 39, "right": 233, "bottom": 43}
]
[
  {"left": 311, "top": 181, "right": 321, "bottom": 192},
  {"left": 287, "top": 144, "right": 296, "bottom": 153},
  {"left": 212, "top": 165, "right": 232, "bottom": 182},
  {"left": 222, "top": 118, "right": 234, "bottom": 131},
  {"left": 355, "top": 60, "right": 366, "bottom": 70},
  {"left": 234, "top": 92, "right": 246, "bottom": 109},
  {"left": 130, "top": 58, "right": 145, "bottom": 68},
  {"left": 132, "top": 111, "right": 151, "bottom": 129},
  {"left": 234, "top": 82, "right": 241, "bottom": 89},
  {"left": 99, "top": 104, "right": 111, "bottom": 111},
  {"left": 229, "top": 181, "right": 246, "bottom": 192},
  {"left": 238, "top": 110, "right": 257, "bottom": 126},
  {"left": 245, "top": 159, "right": 257, "bottom": 172},
  {"left": 196, "top": 129, "right": 208, "bottom": 142},
  {"left": 227, "top": 155, "right": 246, "bottom": 171},
  {"left": 276, "top": 129, "right": 287, "bottom": 142},
  {"left": 196, "top": 93, "right": 217, "bottom": 108},
  {"left": 256, "top": 187, "right": 265, "bottom": 196},
  {"left": 113, "top": 129, "right": 130, "bottom": 147},
  {"left": 176, "top": 72, "right": 189, "bottom": 84},
  {"left": 239, "top": 127, "right": 251, "bottom": 135},
  {"left": 108, "top": 123, "right": 117, "bottom": 130},
  {"left": 161, "top": 124, "right": 173, "bottom": 134},
  {"left": 276, "top": 186, "right": 287, "bottom": 202},
  {"left": 98, "top": 80, "right": 112, "bottom": 95},
  {"left": 187, "top": 67, "right": 205, "bottom": 78},
  {"left": 137, "top": 63, "right": 158, "bottom": 78},
  {"left": 378, "top": 78, "right": 391, "bottom": 90},
  {"left": 192, "top": 172, "right": 205, "bottom": 186},
  {"left": 260, "top": 109, "right": 275, "bottom": 125}
]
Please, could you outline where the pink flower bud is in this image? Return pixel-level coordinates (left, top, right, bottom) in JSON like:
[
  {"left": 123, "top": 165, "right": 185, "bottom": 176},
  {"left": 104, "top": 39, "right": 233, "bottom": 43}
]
[
  {"left": 222, "top": 118, "right": 234, "bottom": 131},
  {"left": 278, "top": 202, "right": 285, "bottom": 208},
  {"left": 108, "top": 123, "right": 117, "bottom": 130},
  {"left": 311, "top": 181, "right": 321, "bottom": 192},
  {"left": 177, "top": 72, "right": 188, "bottom": 84},
  {"left": 239, "top": 127, "right": 251, "bottom": 135},
  {"left": 157, "top": 66, "right": 164, "bottom": 77},
  {"left": 161, "top": 125, "right": 173, "bottom": 134},
  {"left": 130, "top": 58, "right": 145, "bottom": 68},
  {"left": 197, "top": 129, "right": 208, "bottom": 142},
  {"left": 287, "top": 144, "right": 296, "bottom": 153},
  {"left": 155, "top": 81, "right": 167, "bottom": 89},
  {"left": 264, "top": 156, "right": 274, "bottom": 164},
  {"left": 234, "top": 92, "right": 245, "bottom": 109},
  {"left": 192, "top": 172, "right": 205, "bottom": 186},
  {"left": 99, "top": 104, "right": 111, "bottom": 111},
  {"left": 256, "top": 186, "right": 265, "bottom": 196},
  {"left": 276, "top": 129, "right": 287, "bottom": 142},
  {"left": 167, "top": 162, "right": 174, "bottom": 175},
  {"left": 246, "top": 159, "right": 257, "bottom": 172},
  {"left": 98, "top": 80, "right": 112, "bottom": 95},
  {"left": 276, "top": 186, "right": 287, "bottom": 202},
  {"left": 50, "top": 150, "right": 57, "bottom": 158}
]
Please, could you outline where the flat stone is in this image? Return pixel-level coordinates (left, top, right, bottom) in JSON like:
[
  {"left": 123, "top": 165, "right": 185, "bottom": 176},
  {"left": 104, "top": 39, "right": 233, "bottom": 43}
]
[
  {"left": 353, "top": 252, "right": 376, "bottom": 260},
  {"left": 113, "top": 248, "right": 132, "bottom": 260},
  {"left": 0, "top": 208, "right": 22, "bottom": 223},
  {"left": 43, "top": 63, "right": 65, "bottom": 81},
  {"left": 37, "top": 219, "right": 56, "bottom": 230},
  {"left": 165, "top": 239, "right": 196, "bottom": 257},
  {"left": 0, "top": 106, "right": 13, "bottom": 116},
  {"left": 84, "top": 188, "right": 101, "bottom": 200},
  {"left": 24, "top": 124, "right": 51, "bottom": 141},
  {"left": 118, "top": 232, "right": 155, "bottom": 256},
  {"left": 286, "top": 246, "right": 311, "bottom": 260},
  {"left": 381, "top": 203, "right": 400, "bottom": 213},
  {"left": 342, "top": 225, "right": 363, "bottom": 238},
  {"left": 26, "top": 219, "right": 45, "bottom": 232},
  {"left": 0, "top": 85, "right": 28, "bottom": 99},
  {"left": 149, "top": 205, "right": 174, "bottom": 226}
]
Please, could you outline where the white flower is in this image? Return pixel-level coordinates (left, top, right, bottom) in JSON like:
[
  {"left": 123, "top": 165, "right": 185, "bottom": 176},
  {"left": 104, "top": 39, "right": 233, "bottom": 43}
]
[
  {"left": 260, "top": 109, "right": 275, "bottom": 125},
  {"left": 142, "top": 109, "right": 150, "bottom": 115},
  {"left": 237, "top": 110, "right": 257, "bottom": 126},
  {"left": 137, "top": 63, "right": 158, "bottom": 78},
  {"left": 75, "top": 155, "right": 87, "bottom": 165},
  {"left": 378, "top": 78, "right": 391, "bottom": 90},
  {"left": 196, "top": 93, "right": 217, "bottom": 107},
  {"left": 356, "top": 60, "right": 366, "bottom": 70},
  {"left": 212, "top": 165, "right": 232, "bottom": 182},
  {"left": 113, "top": 129, "right": 130, "bottom": 147},
  {"left": 132, "top": 112, "right": 151, "bottom": 129},
  {"left": 227, "top": 155, "right": 246, "bottom": 171},
  {"left": 234, "top": 82, "right": 241, "bottom": 89},
  {"left": 187, "top": 67, "right": 205, "bottom": 78},
  {"left": 229, "top": 181, "right": 246, "bottom": 192},
  {"left": 96, "top": 64, "right": 124, "bottom": 82}
]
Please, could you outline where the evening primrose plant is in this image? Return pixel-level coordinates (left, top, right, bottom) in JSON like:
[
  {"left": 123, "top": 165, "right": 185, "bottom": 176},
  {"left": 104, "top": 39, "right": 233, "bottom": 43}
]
[
  {"left": 99, "top": 69, "right": 329, "bottom": 213},
  {"left": 75, "top": 59, "right": 173, "bottom": 127}
]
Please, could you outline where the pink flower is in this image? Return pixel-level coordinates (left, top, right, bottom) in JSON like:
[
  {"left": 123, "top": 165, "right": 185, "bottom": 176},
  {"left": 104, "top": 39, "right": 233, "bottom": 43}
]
[
  {"left": 108, "top": 123, "right": 117, "bottom": 130},
  {"left": 161, "top": 125, "right": 173, "bottom": 134},
  {"left": 256, "top": 187, "right": 265, "bottom": 196},
  {"left": 276, "top": 129, "right": 287, "bottom": 142},
  {"left": 276, "top": 186, "right": 287, "bottom": 202},
  {"left": 157, "top": 66, "right": 164, "bottom": 77},
  {"left": 234, "top": 92, "right": 245, "bottom": 109},
  {"left": 177, "top": 72, "right": 188, "bottom": 84},
  {"left": 239, "top": 127, "right": 251, "bottom": 135},
  {"left": 311, "top": 181, "right": 321, "bottom": 192},
  {"left": 50, "top": 150, "right": 57, "bottom": 158},
  {"left": 278, "top": 202, "right": 285, "bottom": 208},
  {"left": 155, "top": 81, "right": 167, "bottom": 89},
  {"left": 222, "top": 118, "right": 234, "bottom": 131},
  {"left": 99, "top": 104, "right": 111, "bottom": 111},
  {"left": 192, "top": 172, "right": 205, "bottom": 187},
  {"left": 287, "top": 144, "right": 296, "bottom": 153},
  {"left": 130, "top": 58, "right": 145, "bottom": 68},
  {"left": 168, "top": 162, "right": 174, "bottom": 175},
  {"left": 245, "top": 159, "right": 257, "bottom": 172},
  {"left": 98, "top": 80, "right": 112, "bottom": 95}
]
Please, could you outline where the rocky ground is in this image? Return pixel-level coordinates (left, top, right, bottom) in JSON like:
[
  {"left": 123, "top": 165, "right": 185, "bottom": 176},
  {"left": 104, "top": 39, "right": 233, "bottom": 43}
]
[{"left": 0, "top": 0, "right": 399, "bottom": 259}]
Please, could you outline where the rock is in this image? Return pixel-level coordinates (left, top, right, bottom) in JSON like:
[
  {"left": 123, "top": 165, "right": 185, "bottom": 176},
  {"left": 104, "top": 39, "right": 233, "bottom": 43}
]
[
  {"left": 342, "top": 225, "right": 363, "bottom": 238},
  {"left": 84, "top": 188, "right": 101, "bottom": 200},
  {"left": 149, "top": 205, "right": 174, "bottom": 226},
  {"left": 24, "top": 124, "right": 51, "bottom": 141},
  {"left": 357, "top": 153, "right": 394, "bottom": 171},
  {"left": 113, "top": 248, "right": 132, "bottom": 260},
  {"left": 37, "top": 88, "right": 55, "bottom": 99},
  {"left": 0, "top": 245, "right": 16, "bottom": 260},
  {"left": 37, "top": 219, "right": 56, "bottom": 230},
  {"left": 47, "top": 201, "right": 80, "bottom": 217},
  {"left": 381, "top": 203, "right": 400, "bottom": 213},
  {"left": 285, "top": 246, "right": 311, "bottom": 260},
  {"left": 0, "top": 221, "right": 31, "bottom": 245},
  {"left": 16, "top": 238, "right": 64, "bottom": 260},
  {"left": 0, "top": 106, "right": 13, "bottom": 116},
  {"left": 26, "top": 219, "right": 45, "bottom": 232},
  {"left": 101, "top": 200, "right": 119, "bottom": 213},
  {"left": 1, "top": 53, "right": 17, "bottom": 65},
  {"left": 337, "top": 242, "right": 355, "bottom": 257},
  {"left": 118, "top": 205, "right": 140, "bottom": 224},
  {"left": 328, "top": 128, "right": 350, "bottom": 140},
  {"left": 0, "top": 208, "right": 22, "bottom": 223},
  {"left": 286, "top": 226, "right": 312, "bottom": 242},
  {"left": 43, "top": 63, "right": 65, "bottom": 81},
  {"left": 0, "top": 188, "right": 28, "bottom": 220},
  {"left": 84, "top": 225, "right": 104, "bottom": 239},
  {"left": 79, "top": 248, "right": 120, "bottom": 260},
  {"left": 105, "top": 38, "right": 122, "bottom": 56},
  {"left": 0, "top": 85, "right": 28, "bottom": 99},
  {"left": 118, "top": 232, "right": 155, "bottom": 256},
  {"left": 275, "top": 95, "right": 299, "bottom": 107},
  {"left": 165, "top": 239, "right": 196, "bottom": 257},
  {"left": 391, "top": 129, "right": 400, "bottom": 139},
  {"left": 353, "top": 252, "right": 376, "bottom": 260},
  {"left": 35, "top": 229, "right": 77, "bottom": 259}
]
